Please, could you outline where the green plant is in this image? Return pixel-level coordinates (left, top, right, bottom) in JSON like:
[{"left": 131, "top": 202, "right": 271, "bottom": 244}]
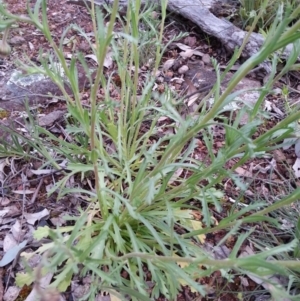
[
  {"left": 239, "top": 0, "right": 300, "bottom": 30},
  {"left": 1, "top": 0, "right": 300, "bottom": 300},
  {"left": 0, "top": 1, "right": 15, "bottom": 56}
]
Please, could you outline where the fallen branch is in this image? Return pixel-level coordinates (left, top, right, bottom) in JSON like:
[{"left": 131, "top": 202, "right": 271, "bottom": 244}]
[
  {"left": 68, "top": 0, "right": 298, "bottom": 65},
  {"left": 68, "top": 0, "right": 266, "bottom": 58}
]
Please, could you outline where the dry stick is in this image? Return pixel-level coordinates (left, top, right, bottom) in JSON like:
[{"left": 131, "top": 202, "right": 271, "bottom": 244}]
[
  {"left": 32, "top": 253, "right": 61, "bottom": 301},
  {"left": 30, "top": 178, "right": 44, "bottom": 204}
]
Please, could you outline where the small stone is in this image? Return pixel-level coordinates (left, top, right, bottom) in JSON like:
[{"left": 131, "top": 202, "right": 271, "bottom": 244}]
[
  {"left": 155, "top": 70, "right": 161, "bottom": 77},
  {"left": 156, "top": 76, "right": 164, "bottom": 83},
  {"left": 78, "top": 41, "right": 89, "bottom": 52},
  {"left": 178, "top": 65, "right": 189, "bottom": 74},
  {"left": 151, "top": 11, "right": 159, "bottom": 19},
  {"left": 272, "top": 88, "right": 282, "bottom": 95},
  {"left": 9, "top": 35, "right": 25, "bottom": 46},
  {"left": 202, "top": 53, "right": 211, "bottom": 65},
  {"left": 166, "top": 70, "right": 173, "bottom": 77}
]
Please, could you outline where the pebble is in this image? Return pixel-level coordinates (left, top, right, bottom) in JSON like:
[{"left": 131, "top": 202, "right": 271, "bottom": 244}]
[
  {"left": 178, "top": 65, "right": 189, "bottom": 74},
  {"left": 9, "top": 36, "right": 26, "bottom": 46},
  {"left": 202, "top": 53, "right": 211, "bottom": 65}
]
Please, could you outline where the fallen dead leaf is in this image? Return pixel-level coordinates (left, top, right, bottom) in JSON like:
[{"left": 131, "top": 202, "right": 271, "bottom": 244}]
[
  {"left": 0, "top": 158, "right": 7, "bottom": 184},
  {"left": 184, "top": 77, "right": 200, "bottom": 106},
  {"left": 3, "top": 286, "right": 21, "bottom": 301},
  {"left": 185, "top": 36, "right": 197, "bottom": 47},
  {"left": 0, "top": 197, "right": 11, "bottom": 206},
  {"left": 24, "top": 209, "right": 50, "bottom": 225},
  {"left": 0, "top": 209, "right": 9, "bottom": 217},
  {"left": 11, "top": 220, "right": 24, "bottom": 241},
  {"left": 190, "top": 220, "right": 205, "bottom": 243},
  {"left": 3, "top": 233, "right": 18, "bottom": 252},
  {"left": 163, "top": 58, "right": 175, "bottom": 70},
  {"left": 168, "top": 168, "right": 183, "bottom": 185},
  {"left": 239, "top": 246, "right": 290, "bottom": 299},
  {"left": 24, "top": 273, "right": 61, "bottom": 301},
  {"left": 273, "top": 149, "right": 286, "bottom": 162},
  {"left": 180, "top": 49, "right": 195, "bottom": 58},
  {"left": 0, "top": 240, "right": 27, "bottom": 267},
  {"left": 175, "top": 43, "right": 204, "bottom": 58},
  {"left": 283, "top": 137, "right": 298, "bottom": 150},
  {"left": 203, "top": 242, "right": 231, "bottom": 260},
  {"left": 12, "top": 189, "right": 35, "bottom": 195},
  {"left": 175, "top": 42, "right": 191, "bottom": 51},
  {"left": 234, "top": 167, "right": 252, "bottom": 178},
  {"left": 38, "top": 110, "right": 65, "bottom": 127},
  {"left": 264, "top": 99, "right": 272, "bottom": 111},
  {"left": 85, "top": 51, "right": 113, "bottom": 68},
  {"left": 110, "top": 291, "right": 123, "bottom": 301},
  {"left": 293, "top": 158, "right": 300, "bottom": 178},
  {"left": 1, "top": 205, "right": 20, "bottom": 217}
]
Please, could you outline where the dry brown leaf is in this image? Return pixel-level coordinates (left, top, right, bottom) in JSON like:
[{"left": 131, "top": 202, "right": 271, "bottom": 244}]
[
  {"left": 175, "top": 42, "right": 191, "bottom": 51},
  {"left": 184, "top": 78, "right": 200, "bottom": 106},
  {"left": 239, "top": 246, "right": 290, "bottom": 298},
  {"left": 273, "top": 149, "right": 286, "bottom": 162},
  {"left": 163, "top": 59, "right": 175, "bottom": 70},
  {"left": 0, "top": 197, "right": 11, "bottom": 206},
  {"left": 3, "top": 286, "right": 21, "bottom": 301},
  {"left": 168, "top": 168, "right": 183, "bottom": 185},
  {"left": 24, "top": 209, "right": 50, "bottom": 225},
  {"left": 234, "top": 167, "right": 252, "bottom": 178},
  {"left": 180, "top": 49, "right": 195, "bottom": 58},
  {"left": 38, "top": 110, "right": 65, "bottom": 127},
  {"left": 3, "top": 233, "right": 17, "bottom": 252}
]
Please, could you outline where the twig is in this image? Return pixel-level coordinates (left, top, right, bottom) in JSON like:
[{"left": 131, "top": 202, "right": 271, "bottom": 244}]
[{"left": 30, "top": 178, "right": 44, "bottom": 204}]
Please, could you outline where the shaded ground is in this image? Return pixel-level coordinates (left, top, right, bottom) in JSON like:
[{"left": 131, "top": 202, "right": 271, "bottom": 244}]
[{"left": 1, "top": 1, "right": 300, "bottom": 301}]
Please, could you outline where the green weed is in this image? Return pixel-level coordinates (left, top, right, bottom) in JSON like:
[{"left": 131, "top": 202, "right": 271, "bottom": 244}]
[{"left": 1, "top": 0, "right": 300, "bottom": 300}]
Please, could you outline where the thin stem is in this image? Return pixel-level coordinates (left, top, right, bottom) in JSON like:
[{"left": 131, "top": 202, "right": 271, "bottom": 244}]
[{"left": 89, "top": 0, "right": 119, "bottom": 219}]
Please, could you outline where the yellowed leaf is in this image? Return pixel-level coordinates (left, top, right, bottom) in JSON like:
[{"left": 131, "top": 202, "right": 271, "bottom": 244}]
[
  {"left": 179, "top": 279, "right": 198, "bottom": 293},
  {"left": 110, "top": 293, "right": 122, "bottom": 301},
  {"left": 172, "top": 252, "right": 189, "bottom": 268},
  {"left": 211, "top": 216, "right": 219, "bottom": 226},
  {"left": 103, "top": 290, "right": 123, "bottom": 301},
  {"left": 190, "top": 220, "right": 205, "bottom": 243},
  {"left": 173, "top": 255, "right": 197, "bottom": 291}
]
